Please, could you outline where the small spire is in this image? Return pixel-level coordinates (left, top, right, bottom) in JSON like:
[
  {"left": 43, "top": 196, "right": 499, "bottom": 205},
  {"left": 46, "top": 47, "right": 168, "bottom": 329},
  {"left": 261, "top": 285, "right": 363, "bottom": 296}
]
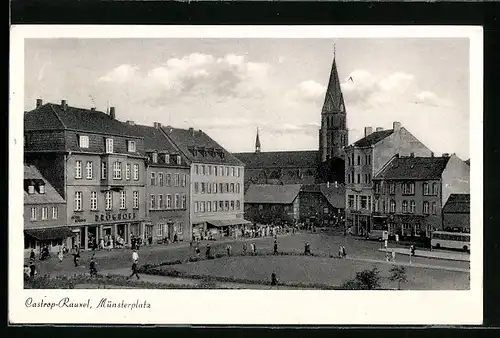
[
  {"left": 255, "top": 127, "right": 261, "bottom": 153},
  {"left": 334, "top": 43, "right": 336, "bottom": 59}
]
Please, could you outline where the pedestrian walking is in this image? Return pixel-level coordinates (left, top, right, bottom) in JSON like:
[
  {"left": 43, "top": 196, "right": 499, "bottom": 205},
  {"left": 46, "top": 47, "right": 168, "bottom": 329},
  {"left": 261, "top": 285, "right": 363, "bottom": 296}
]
[
  {"left": 392, "top": 250, "right": 396, "bottom": 262},
  {"left": 385, "top": 252, "right": 390, "bottom": 262},
  {"left": 251, "top": 243, "right": 257, "bottom": 255},
  {"left": 271, "top": 272, "right": 278, "bottom": 286},
  {"left": 273, "top": 239, "right": 278, "bottom": 255},
  {"left": 304, "top": 242, "right": 311, "bottom": 255},
  {"left": 338, "top": 245, "right": 343, "bottom": 258},
  {"left": 29, "top": 249, "right": 35, "bottom": 262},
  {"left": 99, "top": 238, "right": 105, "bottom": 250},
  {"left": 242, "top": 242, "right": 248, "bottom": 255},
  {"left": 29, "top": 261, "right": 37, "bottom": 278},
  {"left": 195, "top": 246, "right": 200, "bottom": 257},
  {"left": 226, "top": 244, "right": 232, "bottom": 256},
  {"left": 72, "top": 245, "right": 80, "bottom": 267},
  {"left": 342, "top": 246, "right": 347, "bottom": 258},
  {"left": 57, "top": 247, "right": 64, "bottom": 262},
  {"left": 206, "top": 244, "right": 211, "bottom": 259},
  {"left": 129, "top": 249, "right": 140, "bottom": 280},
  {"left": 89, "top": 254, "right": 97, "bottom": 277}
]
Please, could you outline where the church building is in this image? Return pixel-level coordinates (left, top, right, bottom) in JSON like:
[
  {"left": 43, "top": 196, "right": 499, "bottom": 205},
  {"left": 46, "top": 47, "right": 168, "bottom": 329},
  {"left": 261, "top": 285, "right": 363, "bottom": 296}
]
[{"left": 233, "top": 53, "right": 348, "bottom": 190}]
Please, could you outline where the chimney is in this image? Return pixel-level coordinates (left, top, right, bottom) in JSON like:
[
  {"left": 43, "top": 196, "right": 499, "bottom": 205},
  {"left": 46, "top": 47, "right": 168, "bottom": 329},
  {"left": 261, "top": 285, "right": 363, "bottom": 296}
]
[
  {"left": 431, "top": 152, "right": 434, "bottom": 157},
  {"left": 393, "top": 121, "right": 401, "bottom": 131},
  {"left": 395, "top": 153, "right": 400, "bottom": 158},
  {"left": 199, "top": 129, "right": 203, "bottom": 134},
  {"left": 90, "top": 107, "right": 96, "bottom": 111},
  {"left": 376, "top": 127, "right": 383, "bottom": 132},
  {"left": 189, "top": 127, "right": 194, "bottom": 136},
  {"left": 153, "top": 122, "right": 162, "bottom": 129},
  {"left": 126, "top": 120, "right": 135, "bottom": 126},
  {"left": 443, "top": 153, "right": 450, "bottom": 157},
  {"left": 410, "top": 152, "right": 415, "bottom": 158},
  {"left": 36, "top": 99, "right": 43, "bottom": 108},
  {"left": 109, "top": 107, "right": 116, "bottom": 119},
  {"left": 61, "top": 100, "right": 67, "bottom": 111},
  {"left": 364, "top": 127, "right": 373, "bottom": 137}
]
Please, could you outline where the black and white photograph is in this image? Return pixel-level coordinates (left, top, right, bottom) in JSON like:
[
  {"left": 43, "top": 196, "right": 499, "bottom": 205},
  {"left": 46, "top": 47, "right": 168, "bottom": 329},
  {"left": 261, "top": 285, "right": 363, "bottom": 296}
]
[{"left": 10, "top": 25, "right": 483, "bottom": 325}]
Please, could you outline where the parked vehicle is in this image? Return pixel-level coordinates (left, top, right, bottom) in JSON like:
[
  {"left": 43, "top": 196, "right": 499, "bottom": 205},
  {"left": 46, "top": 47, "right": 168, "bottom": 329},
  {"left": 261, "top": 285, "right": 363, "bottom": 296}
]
[{"left": 431, "top": 231, "right": 470, "bottom": 252}]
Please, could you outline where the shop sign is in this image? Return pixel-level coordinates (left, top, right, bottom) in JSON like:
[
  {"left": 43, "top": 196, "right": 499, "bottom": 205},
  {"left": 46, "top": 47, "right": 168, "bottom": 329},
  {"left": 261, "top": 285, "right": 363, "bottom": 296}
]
[
  {"left": 95, "top": 212, "right": 137, "bottom": 222},
  {"left": 71, "top": 215, "right": 87, "bottom": 223}
]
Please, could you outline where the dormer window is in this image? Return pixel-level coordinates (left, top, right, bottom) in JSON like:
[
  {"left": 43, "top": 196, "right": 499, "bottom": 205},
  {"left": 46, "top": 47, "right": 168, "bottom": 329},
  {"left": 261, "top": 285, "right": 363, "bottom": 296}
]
[
  {"left": 127, "top": 140, "right": 136, "bottom": 153},
  {"left": 177, "top": 155, "right": 181, "bottom": 165},
  {"left": 105, "top": 138, "right": 114, "bottom": 153},
  {"left": 28, "top": 184, "right": 35, "bottom": 194},
  {"left": 152, "top": 152, "right": 158, "bottom": 164},
  {"left": 79, "top": 135, "right": 89, "bottom": 148},
  {"left": 164, "top": 154, "right": 170, "bottom": 164},
  {"left": 38, "top": 184, "right": 45, "bottom": 194}
]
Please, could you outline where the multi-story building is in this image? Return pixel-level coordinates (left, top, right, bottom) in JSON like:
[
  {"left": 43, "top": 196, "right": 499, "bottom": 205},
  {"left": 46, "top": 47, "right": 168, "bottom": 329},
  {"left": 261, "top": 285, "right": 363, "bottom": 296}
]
[
  {"left": 442, "top": 194, "right": 470, "bottom": 233},
  {"left": 24, "top": 164, "right": 70, "bottom": 255},
  {"left": 132, "top": 122, "right": 191, "bottom": 243},
  {"left": 24, "top": 99, "right": 148, "bottom": 250},
  {"left": 344, "top": 121, "right": 433, "bottom": 236},
  {"left": 244, "top": 184, "right": 301, "bottom": 225},
  {"left": 299, "top": 182, "right": 345, "bottom": 227},
  {"left": 162, "top": 126, "right": 249, "bottom": 238},
  {"left": 372, "top": 154, "right": 470, "bottom": 239}
]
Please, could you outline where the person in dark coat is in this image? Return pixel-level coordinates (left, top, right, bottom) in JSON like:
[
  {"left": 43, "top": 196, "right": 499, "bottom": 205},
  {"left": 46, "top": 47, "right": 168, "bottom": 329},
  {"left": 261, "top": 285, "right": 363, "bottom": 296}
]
[
  {"left": 205, "top": 244, "right": 211, "bottom": 259},
  {"left": 29, "top": 249, "right": 35, "bottom": 262},
  {"left": 271, "top": 272, "right": 278, "bottom": 286},
  {"left": 342, "top": 246, "right": 347, "bottom": 258},
  {"left": 304, "top": 242, "right": 311, "bottom": 255},
  {"left": 273, "top": 239, "right": 278, "bottom": 255},
  {"left": 29, "top": 261, "right": 36, "bottom": 278},
  {"left": 73, "top": 245, "right": 80, "bottom": 267},
  {"left": 89, "top": 254, "right": 97, "bottom": 277}
]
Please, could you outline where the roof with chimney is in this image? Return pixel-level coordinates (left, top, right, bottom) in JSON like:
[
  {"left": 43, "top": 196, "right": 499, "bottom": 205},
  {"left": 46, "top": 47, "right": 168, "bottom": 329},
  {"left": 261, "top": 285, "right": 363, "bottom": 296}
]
[
  {"left": 24, "top": 102, "right": 141, "bottom": 137},
  {"left": 245, "top": 184, "right": 302, "bottom": 204},
  {"left": 24, "top": 164, "right": 65, "bottom": 204},
  {"left": 233, "top": 150, "right": 320, "bottom": 169},
  {"left": 374, "top": 156, "right": 451, "bottom": 180},
  {"left": 162, "top": 126, "right": 244, "bottom": 166},
  {"left": 443, "top": 194, "right": 470, "bottom": 213},
  {"left": 351, "top": 129, "right": 394, "bottom": 148},
  {"left": 322, "top": 56, "right": 346, "bottom": 115}
]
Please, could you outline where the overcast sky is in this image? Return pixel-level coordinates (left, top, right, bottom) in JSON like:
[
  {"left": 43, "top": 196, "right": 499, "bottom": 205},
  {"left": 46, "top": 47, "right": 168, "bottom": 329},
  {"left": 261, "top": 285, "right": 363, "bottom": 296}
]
[{"left": 24, "top": 38, "right": 470, "bottom": 159}]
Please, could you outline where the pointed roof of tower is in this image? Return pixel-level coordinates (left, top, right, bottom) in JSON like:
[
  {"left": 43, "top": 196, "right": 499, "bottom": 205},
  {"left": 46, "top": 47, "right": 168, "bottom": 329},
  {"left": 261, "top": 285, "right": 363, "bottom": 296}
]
[
  {"left": 255, "top": 127, "right": 261, "bottom": 151},
  {"left": 321, "top": 55, "right": 346, "bottom": 115}
]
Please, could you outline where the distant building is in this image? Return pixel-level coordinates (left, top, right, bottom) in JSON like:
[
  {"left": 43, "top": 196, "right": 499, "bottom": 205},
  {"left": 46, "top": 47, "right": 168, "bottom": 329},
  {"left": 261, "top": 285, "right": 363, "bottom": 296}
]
[
  {"left": 24, "top": 164, "right": 69, "bottom": 254},
  {"left": 24, "top": 100, "right": 148, "bottom": 250},
  {"left": 299, "top": 182, "right": 345, "bottom": 227},
  {"left": 372, "top": 154, "right": 470, "bottom": 239},
  {"left": 442, "top": 193, "right": 470, "bottom": 233},
  {"left": 244, "top": 184, "right": 302, "bottom": 225},
  {"left": 234, "top": 53, "right": 348, "bottom": 188},
  {"left": 344, "top": 122, "right": 433, "bottom": 236},
  {"left": 162, "top": 126, "right": 249, "bottom": 239},
  {"left": 131, "top": 122, "right": 191, "bottom": 243}
]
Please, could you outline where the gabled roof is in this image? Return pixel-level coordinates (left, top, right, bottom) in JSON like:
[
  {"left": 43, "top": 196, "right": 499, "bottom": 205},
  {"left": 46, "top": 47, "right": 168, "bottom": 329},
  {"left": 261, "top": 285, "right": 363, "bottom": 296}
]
[
  {"left": 24, "top": 164, "right": 65, "bottom": 204},
  {"left": 443, "top": 194, "right": 470, "bottom": 213},
  {"left": 322, "top": 57, "right": 346, "bottom": 115},
  {"left": 24, "top": 103, "right": 141, "bottom": 137},
  {"left": 300, "top": 183, "right": 345, "bottom": 209},
  {"left": 374, "top": 156, "right": 450, "bottom": 180},
  {"left": 245, "top": 184, "right": 302, "bottom": 204},
  {"left": 162, "top": 126, "right": 243, "bottom": 166},
  {"left": 352, "top": 129, "right": 394, "bottom": 148},
  {"left": 233, "top": 150, "right": 319, "bottom": 169}
]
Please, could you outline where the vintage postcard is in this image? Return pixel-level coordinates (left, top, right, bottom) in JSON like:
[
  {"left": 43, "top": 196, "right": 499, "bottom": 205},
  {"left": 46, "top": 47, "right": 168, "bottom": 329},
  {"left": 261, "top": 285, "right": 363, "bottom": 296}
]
[{"left": 9, "top": 25, "right": 483, "bottom": 325}]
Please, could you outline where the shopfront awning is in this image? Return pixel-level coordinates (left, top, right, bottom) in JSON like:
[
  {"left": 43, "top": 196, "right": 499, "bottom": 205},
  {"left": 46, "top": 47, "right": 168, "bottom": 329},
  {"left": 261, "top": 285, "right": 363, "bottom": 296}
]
[
  {"left": 25, "top": 227, "right": 73, "bottom": 241},
  {"left": 207, "top": 219, "right": 252, "bottom": 227}
]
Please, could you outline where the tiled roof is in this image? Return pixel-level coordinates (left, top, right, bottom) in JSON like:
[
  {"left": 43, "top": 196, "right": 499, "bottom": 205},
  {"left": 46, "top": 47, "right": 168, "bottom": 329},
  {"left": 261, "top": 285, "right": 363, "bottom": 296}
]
[
  {"left": 300, "top": 183, "right": 345, "bottom": 209},
  {"left": 352, "top": 130, "right": 394, "bottom": 148},
  {"left": 443, "top": 194, "right": 470, "bottom": 213},
  {"left": 24, "top": 164, "right": 65, "bottom": 204},
  {"left": 245, "top": 184, "right": 302, "bottom": 204},
  {"left": 25, "top": 103, "right": 141, "bottom": 137},
  {"left": 233, "top": 150, "right": 320, "bottom": 169},
  {"left": 162, "top": 126, "right": 243, "bottom": 166},
  {"left": 375, "top": 156, "right": 450, "bottom": 180}
]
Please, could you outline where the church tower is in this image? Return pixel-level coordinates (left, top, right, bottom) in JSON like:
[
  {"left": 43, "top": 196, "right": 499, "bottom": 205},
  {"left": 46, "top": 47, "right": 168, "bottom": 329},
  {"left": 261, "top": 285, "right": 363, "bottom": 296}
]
[
  {"left": 319, "top": 50, "right": 348, "bottom": 162},
  {"left": 255, "top": 127, "right": 261, "bottom": 153}
]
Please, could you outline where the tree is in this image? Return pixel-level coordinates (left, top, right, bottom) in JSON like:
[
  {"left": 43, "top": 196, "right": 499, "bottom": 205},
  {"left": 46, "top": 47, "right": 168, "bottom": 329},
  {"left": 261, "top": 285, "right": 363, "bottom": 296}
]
[
  {"left": 341, "top": 267, "right": 382, "bottom": 290},
  {"left": 389, "top": 265, "right": 408, "bottom": 290}
]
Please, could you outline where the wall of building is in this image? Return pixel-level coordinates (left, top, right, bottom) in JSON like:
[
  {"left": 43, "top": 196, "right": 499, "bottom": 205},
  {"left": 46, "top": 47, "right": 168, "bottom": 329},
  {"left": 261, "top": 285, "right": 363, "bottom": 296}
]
[
  {"left": 443, "top": 213, "right": 470, "bottom": 232},
  {"left": 24, "top": 203, "right": 67, "bottom": 229},
  {"left": 190, "top": 163, "right": 245, "bottom": 227},
  {"left": 244, "top": 203, "right": 296, "bottom": 225},
  {"left": 25, "top": 130, "right": 66, "bottom": 152},
  {"left": 65, "top": 130, "right": 145, "bottom": 155},
  {"left": 441, "top": 155, "right": 470, "bottom": 206},
  {"left": 299, "top": 191, "right": 341, "bottom": 226},
  {"left": 24, "top": 153, "right": 67, "bottom": 199}
]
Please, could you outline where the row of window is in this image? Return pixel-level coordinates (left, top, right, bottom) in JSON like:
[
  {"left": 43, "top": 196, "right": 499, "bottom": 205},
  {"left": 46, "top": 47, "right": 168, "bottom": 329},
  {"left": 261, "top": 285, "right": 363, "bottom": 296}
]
[
  {"left": 75, "top": 161, "right": 140, "bottom": 181},
  {"left": 150, "top": 152, "right": 182, "bottom": 165},
  {"left": 74, "top": 190, "right": 140, "bottom": 211},
  {"left": 29, "top": 206, "right": 58, "bottom": 221},
  {"left": 347, "top": 172, "right": 372, "bottom": 184},
  {"left": 347, "top": 154, "right": 372, "bottom": 166},
  {"left": 150, "top": 172, "right": 186, "bottom": 187},
  {"left": 194, "top": 182, "right": 241, "bottom": 194},
  {"left": 374, "top": 182, "right": 439, "bottom": 196},
  {"left": 347, "top": 194, "right": 439, "bottom": 215},
  {"left": 156, "top": 222, "right": 184, "bottom": 237},
  {"left": 194, "top": 200, "right": 241, "bottom": 213},
  {"left": 194, "top": 164, "right": 241, "bottom": 177},
  {"left": 79, "top": 135, "right": 137, "bottom": 153},
  {"left": 149, "top": 193, "right": 187, "bottom": 210}
]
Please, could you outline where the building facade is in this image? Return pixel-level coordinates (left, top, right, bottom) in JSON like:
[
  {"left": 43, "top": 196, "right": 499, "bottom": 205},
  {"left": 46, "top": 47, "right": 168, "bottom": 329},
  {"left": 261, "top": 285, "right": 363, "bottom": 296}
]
[
  {"left": 299, "top": 183, "right": 345, "bottom": 227},
  {"left": 24, "top": 164, "right": 70, "bottom": 254},
  {"left": 442, "top": 194, "right": 470, "bottom": 233},
  {"left": 162, "top": 126, "right": 248, "bottom": 238},
  {"left": 372, "top": 154, "right": 470, "bottom": 239},
  {"left": 24, "top": 100, "right": 148, "bottom": 250},
  {"left": 133, "top": 122, "right": 191, "bottom": 243},
  {"left": 344, "top": 122, "right": 433, "bottom": 236},
  {"left": 244, "top": 184, "right": 301, "bottom": 225}
]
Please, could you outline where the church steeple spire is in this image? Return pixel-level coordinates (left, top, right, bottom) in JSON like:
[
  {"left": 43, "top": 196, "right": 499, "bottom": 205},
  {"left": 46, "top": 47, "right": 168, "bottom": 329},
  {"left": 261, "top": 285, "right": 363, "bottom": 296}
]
[
  {"left": 319, "top": 46, "right": 348, "bottom": 162},
  {"left": 255, "top": 127, "right": 261, "bottom": 153}
]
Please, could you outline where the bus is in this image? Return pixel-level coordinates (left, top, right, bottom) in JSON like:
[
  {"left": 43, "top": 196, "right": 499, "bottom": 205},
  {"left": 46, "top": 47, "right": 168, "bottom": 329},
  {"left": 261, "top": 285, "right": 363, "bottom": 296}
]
[
  {"left": 431, "top": 231, "right": 470, "bottom": 252},
  {"left": 367, "top": 229, "right": 388, "bottom": 241}
]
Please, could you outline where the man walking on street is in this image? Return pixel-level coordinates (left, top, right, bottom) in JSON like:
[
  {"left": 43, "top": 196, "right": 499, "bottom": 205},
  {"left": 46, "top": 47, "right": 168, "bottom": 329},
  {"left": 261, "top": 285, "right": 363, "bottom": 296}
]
[
  {"left": 89, "top": 254, "right": 97, "bottom": 277},
  {"left": 273, "top": 239, "right": 278, "bottom": 255},
  {"left": 129, "top": 249, "right": 140, "bottom": 280}
]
